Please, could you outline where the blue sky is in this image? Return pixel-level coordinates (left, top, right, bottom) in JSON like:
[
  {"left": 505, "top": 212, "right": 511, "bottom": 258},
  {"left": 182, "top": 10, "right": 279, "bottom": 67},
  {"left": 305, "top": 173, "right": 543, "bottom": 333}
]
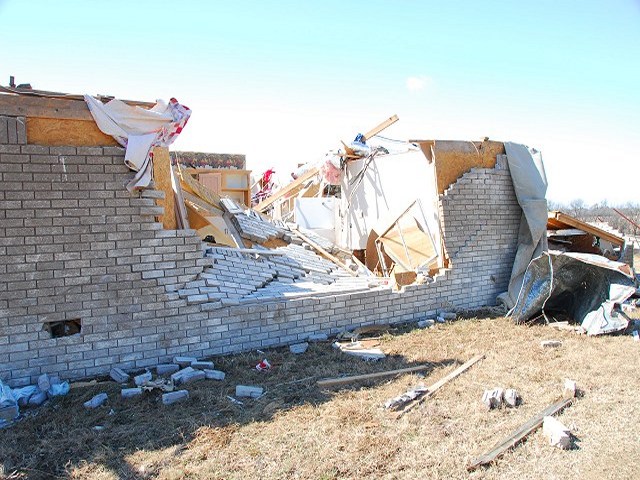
[{"left": 1, "top": 0, "right": 638, "bottom": 205}]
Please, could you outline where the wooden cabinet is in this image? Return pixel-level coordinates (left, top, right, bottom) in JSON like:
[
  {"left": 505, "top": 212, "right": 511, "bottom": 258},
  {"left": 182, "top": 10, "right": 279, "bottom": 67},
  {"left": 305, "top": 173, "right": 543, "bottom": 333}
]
[{"left": 186, "top": 168, "right": 251, "bottom": 206}]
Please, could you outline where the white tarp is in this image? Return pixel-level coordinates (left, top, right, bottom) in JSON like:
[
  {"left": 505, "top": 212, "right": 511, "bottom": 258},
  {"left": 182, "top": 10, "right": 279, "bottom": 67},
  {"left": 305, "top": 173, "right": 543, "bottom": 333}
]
[
  {"left": 499, "top": 142, "right": 548, "bottom": 308},
  {"left": 84, "top": 96, "right": 191, "bottom": 191}
]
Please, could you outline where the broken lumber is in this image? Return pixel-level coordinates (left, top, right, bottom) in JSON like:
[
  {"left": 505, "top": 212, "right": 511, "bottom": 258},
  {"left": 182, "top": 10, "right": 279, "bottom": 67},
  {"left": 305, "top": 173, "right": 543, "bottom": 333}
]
[
  {"left": 397, "top": 353, "right": 485, "bottom": 416},
  {"left": 254, "top": 166, "right": 320, "bottom": 212},
  {"left": 467, "top": 397, "right": 573, "bottom": 471},
  {"left": 318, "top": 364, "right": 431, "bottom": 388},
  {"left": 363, "top": 114, "right": 399, "bottom": 140}
]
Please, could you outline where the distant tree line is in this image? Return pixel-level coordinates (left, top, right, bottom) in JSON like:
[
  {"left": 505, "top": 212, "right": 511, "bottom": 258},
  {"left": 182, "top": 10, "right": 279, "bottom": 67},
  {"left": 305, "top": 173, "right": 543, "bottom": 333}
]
[{"left": 547, "top": 199, "right": 640, "bottom": 237}]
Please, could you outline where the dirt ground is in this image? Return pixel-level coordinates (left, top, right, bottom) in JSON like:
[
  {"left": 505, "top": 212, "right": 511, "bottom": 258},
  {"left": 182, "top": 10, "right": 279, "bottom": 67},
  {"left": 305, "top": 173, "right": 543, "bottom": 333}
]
[{"left": 1, "top": 312, "right": 639, "bottom": 480}]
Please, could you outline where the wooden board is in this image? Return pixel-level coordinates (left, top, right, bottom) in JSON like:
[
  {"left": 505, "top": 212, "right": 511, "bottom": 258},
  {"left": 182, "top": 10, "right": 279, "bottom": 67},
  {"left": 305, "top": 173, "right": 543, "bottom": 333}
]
[
  {"left": 177, "top": 164, "right": 223, "bottom": 207},
  {"left": 468, "top": 397, "right": 573, "bottom": 471},
  {"left": 0, "top": 94, "right": 95, "bottom": 120},
  {"left": 254, "top": 166, "right": 320, "bottom": 212},
  {"left": 152, "top": 147, "right": 177, "bottom": 230},
  {"left": 398, "top": 354, "right": 485, "bottom": 416},
  {"left": 413, "top": 140, "right": 504, "bottom": 194},
  {"left": 185, "top": 203, "right": 236, "bottom": 247},
  {"left": 26, "top": 117, "right": 117, "bottom": 146},
  {"left": 363, "top": 114, "right": 399, "bottom": 140},
  {"left": 378, "top": 222, "right": 437, "bottom": 270},
  {"left": 317, "top": 364, "right": 430, "bottom": 388}
]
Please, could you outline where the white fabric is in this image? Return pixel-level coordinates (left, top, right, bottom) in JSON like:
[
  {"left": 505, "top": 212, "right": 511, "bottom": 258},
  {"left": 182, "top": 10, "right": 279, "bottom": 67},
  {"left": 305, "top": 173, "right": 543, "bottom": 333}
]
[{"left": 84, "top": 95, "right": 189, "bottom": 191}]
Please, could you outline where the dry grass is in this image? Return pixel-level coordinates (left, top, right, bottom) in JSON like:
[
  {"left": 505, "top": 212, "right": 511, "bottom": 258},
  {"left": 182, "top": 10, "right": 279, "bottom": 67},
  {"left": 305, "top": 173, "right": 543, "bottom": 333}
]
[{"left": 2, "top": 314, "right": 640, "bottom": 480}]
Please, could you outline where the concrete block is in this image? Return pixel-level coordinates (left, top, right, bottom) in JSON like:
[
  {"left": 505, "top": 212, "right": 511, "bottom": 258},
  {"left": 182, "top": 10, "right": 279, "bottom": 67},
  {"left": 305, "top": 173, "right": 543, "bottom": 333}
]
[
  {"left": 204, "top": 369, "right": 225, "bottom": 381},
  {"left": 504, "top": 388, "right": 519, "bottom": 407},
  {"left": 84, "top": 392, "right": 108, "bottom": 409},
  {"left": 289, "top": 342, "right": 309, "bottom": 354},
  {"left": 174, "top": 356, "right": 197, "bottom": 368},
  {"left": 171, "top": 366, "right": 205, "bottom": 385},
  {"left": 162, "top": 389, "right": 189, "bottom": 405},
  {"left": 110, "top": 367, "right": 130, "bottom": 383},
  {"left": 417, "top": 319, "right": 436, "bottom": 328},
  {"left": 543, "top": 416, "right": 572, "bottom": 449},
  {"left": 482, "top": 388, "right": 504, "bottom": 409},
  {"left": 191, "top": 360, "right": 214, "bottom": 370},
  {"left": 156, "top": 363, "right": 180, "bottom": 375},
  {"left": 133, "top": 371, "right": 152, "bottom": 386},
  {"left": 307, "top": 333, "right": 328, "bottom": 342},
  {"left": 121, "top": 387, "right": 143, "bottom": 399},
  {"left": 235, "top": 385, "right": 263, "bottom": 398},
  {"left": 563, "top": 379, "right": 577, "bottom": 399},
  {"left": 37, "top": 373, "right": 51, "bottom": 392}
]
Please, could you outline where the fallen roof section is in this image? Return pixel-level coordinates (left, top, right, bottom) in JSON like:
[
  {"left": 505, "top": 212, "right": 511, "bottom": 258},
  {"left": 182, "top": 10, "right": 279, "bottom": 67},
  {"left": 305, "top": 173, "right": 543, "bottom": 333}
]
[{"left": 548, "top": 211, "right": 625, "bottom": 247}]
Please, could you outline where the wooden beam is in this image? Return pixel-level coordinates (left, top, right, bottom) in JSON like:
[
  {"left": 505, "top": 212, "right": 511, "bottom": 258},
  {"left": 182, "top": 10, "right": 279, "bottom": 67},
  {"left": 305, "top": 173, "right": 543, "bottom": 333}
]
[
  {"left": 292, "top": 228, "right": 358, "bottom": 277},
  {"left": 317, "top": 364, "right": 431, "bottom": 388},
  {"left": 398, "top": 353, "right": 485, "bottom": 416},
  {"left": 254, "top": 166, "right": 320, "bottom": 212},
  {"left": 363, "top": 114, "right": 399, "bottom": 140},
  {"left": 548, "top": 211, "right": 624, "bottom": 246},
  {"left": 0, "top": 93, "right": 95, "bottom": 120},
  {"left": 177, "top": 163, "right": 223, "bottom": 207},
  {"left": 152, "top": 147, "right": 177, "bottom": 230},
  {"left": 612, "top": 208, "right": 640, "bottom": 231},
  {"left": 467, "top": 397, "right": 573, "bottom": 471}
]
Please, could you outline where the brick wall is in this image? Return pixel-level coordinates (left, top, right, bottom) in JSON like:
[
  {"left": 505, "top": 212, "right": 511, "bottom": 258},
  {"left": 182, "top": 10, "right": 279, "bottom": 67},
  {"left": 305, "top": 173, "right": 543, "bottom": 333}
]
[{"left": 0, "top": 115, "right": 522, "bottom": 386}]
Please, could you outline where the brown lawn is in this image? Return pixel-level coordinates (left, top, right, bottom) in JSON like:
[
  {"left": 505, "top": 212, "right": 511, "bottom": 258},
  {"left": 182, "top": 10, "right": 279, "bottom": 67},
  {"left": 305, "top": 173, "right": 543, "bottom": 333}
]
[{"left": 1, "top": 313, "right": 639, "bottom": 480}]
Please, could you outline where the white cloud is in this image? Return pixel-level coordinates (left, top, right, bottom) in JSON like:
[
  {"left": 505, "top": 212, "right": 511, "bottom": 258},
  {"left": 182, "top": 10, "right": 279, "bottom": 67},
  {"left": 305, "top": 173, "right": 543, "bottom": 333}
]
[{"left": 406, "top": 75, "right": 431, "bottom": 92}]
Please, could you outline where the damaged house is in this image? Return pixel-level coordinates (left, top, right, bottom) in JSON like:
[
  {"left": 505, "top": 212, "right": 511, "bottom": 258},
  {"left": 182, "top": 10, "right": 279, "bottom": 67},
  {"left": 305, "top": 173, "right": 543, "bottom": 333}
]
[{"left": 0, "top": 87, "right": 543, "bottom": 387}]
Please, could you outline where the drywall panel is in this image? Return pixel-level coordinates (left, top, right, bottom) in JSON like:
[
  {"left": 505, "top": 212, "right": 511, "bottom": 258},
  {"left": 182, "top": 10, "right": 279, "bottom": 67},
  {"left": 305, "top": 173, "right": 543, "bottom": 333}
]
[{"left": 339, "top": 149, "right": 441, "bottom": 257}]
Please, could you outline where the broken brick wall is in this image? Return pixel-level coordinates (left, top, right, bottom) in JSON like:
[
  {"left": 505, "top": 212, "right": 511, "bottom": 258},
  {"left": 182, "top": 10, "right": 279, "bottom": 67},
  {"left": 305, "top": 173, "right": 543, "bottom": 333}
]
[{"left": 0, "top": 117, "right": 521, "bottom": 386}]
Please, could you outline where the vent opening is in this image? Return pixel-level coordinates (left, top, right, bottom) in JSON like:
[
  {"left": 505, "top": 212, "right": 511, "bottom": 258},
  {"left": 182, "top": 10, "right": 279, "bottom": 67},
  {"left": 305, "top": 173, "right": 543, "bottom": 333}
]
[{"left": 45, "top": 319, "right": 82, "bottom": 338}]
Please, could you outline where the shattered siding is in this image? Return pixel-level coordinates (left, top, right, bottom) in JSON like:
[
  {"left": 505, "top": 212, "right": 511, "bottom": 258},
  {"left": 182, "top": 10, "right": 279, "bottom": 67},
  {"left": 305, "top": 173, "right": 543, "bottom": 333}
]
[{"left": 0, "top": 118, "right": 522, "bottom": 386}]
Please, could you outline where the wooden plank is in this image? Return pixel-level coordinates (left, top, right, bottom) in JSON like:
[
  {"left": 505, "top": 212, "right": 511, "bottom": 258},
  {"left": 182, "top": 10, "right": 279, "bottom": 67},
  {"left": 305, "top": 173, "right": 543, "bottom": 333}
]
[
  {"left": 363, "top": 114, "right": 399, "bottom": 140},
  {"left": 177, "top": 163, "right": 223, "bottom": 207},
  {"left": 152, "top": 147, "right": 177, "bottom": 230},
  {"left": 0, "top": 85, "right": 155, "bottom": 107},
  {"left": 182, "top": 191, "right": 223, "bottom": 215},
  {"left": 171, "top": 166, "right": 190, "bottom": 229},
  {"left": 292, "top": 228, "right": 358, "bottom": 277},
  {"left": 254, "top": 166, "right": 320, "bottom": 212},
  {"left": 613, "top": 208, "right": 640, "bottom": 231},
  {"left": 0, "top": 93, "right": 95, "bottom": 120},
  {"left": 26, "top": 117, "right": 117, "bottom": 146},
  {"left": 467, "top": 397, "right": 573, "bottom": 471},
  {"left": 398, "top": 353, "right": 485, "bottom": 416},
  {"left": 317, "top": 364, "right": 430, "bottom": 388},
  {"left": 549, "top": 211, "right": 624, "bottom": 246}
]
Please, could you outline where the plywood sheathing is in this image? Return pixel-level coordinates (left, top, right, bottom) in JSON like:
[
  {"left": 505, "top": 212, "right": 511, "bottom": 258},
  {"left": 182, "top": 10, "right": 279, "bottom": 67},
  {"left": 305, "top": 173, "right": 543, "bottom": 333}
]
[
  {"left": 152, "top": 147, "right": 177, "bottom": 230},
  {"left": 0, "top": 93, "right": 118, "bottom": 146},
  {"left": 414, "top": 140, "right": 505, "bottom": 194}
]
